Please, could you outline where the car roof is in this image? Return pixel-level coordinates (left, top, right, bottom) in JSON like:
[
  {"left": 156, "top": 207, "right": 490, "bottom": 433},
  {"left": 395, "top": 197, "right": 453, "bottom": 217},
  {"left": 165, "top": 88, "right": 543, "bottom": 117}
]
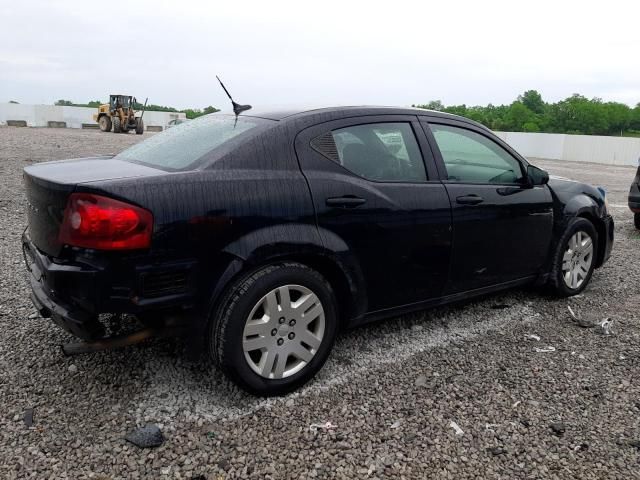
[{"left": 240, "top": 106, "right": 487, "bottom": 130}]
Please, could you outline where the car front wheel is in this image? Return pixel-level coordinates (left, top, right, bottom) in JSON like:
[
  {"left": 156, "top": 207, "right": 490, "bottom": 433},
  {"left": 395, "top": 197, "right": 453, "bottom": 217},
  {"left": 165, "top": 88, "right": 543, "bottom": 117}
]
[
  {"left": 549, "top": 217, "right": 598, "bottom": 297},
  {"left": 208, "top": 263, "right": 338, "bottom": 396},
  {"left": 634, "top": 212, "right": 640, "bottom": 230},
  {"left": 99, "top": 115, "right": 112, "bottom": 132}
]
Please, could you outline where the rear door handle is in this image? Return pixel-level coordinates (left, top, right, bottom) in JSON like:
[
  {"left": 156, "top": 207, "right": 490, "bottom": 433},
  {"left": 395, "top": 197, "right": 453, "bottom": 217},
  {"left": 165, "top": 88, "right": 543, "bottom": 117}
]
[
  {"left": 456, "top": 194, "right": 484, "bottom": 205},
  {"left": 326, "top": 196, "right": 367, "bottom": 208}
]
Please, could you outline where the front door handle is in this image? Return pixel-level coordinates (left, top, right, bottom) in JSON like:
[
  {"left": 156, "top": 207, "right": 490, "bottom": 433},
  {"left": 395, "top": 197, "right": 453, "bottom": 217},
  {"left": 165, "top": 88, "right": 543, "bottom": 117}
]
[
  {"left": 326, "top": 195, "right": 367, "bottom": 208},
  {"left": 456, "top": 194, "right": 484, "bottom": 205}
]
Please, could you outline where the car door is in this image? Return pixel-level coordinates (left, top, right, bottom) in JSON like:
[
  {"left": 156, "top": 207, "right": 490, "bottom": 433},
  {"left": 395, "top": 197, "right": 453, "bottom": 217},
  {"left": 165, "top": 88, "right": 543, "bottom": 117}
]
[
  {"left": 295, "top": 115, "right": 452, "bottom": 312},
  {"left": 421, "top": 119, "right": 553, "bottom": 294}
]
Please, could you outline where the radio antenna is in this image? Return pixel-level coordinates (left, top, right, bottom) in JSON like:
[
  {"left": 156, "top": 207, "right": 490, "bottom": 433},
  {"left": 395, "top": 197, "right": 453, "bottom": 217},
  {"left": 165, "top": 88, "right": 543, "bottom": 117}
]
[{"left": 216, "top": 75, "right": 252, "bottom": 117}]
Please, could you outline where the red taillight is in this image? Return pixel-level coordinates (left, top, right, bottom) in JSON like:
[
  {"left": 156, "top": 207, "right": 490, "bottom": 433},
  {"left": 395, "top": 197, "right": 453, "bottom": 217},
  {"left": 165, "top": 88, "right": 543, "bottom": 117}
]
[{"left": 59, "top": 193, "right": 153, "bottom": 250}]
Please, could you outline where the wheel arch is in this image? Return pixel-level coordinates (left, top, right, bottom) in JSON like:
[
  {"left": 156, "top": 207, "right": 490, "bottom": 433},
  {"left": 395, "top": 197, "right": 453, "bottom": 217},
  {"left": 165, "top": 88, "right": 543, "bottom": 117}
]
[
  {"left": 560, "top": 193, "right": 607, "bottom": 268},
  {"left": 575, "top": 210, "right": 607, "bottom": 268},
  {"left": 204, "top": 225, "right": 367, "bottom": 330}
]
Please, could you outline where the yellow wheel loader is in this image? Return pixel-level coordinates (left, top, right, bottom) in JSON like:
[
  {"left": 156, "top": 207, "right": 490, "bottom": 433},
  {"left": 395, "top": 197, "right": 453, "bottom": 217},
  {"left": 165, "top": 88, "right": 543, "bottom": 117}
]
[{"left": 93, "top": 95, "right": 147, "bottom": 134}]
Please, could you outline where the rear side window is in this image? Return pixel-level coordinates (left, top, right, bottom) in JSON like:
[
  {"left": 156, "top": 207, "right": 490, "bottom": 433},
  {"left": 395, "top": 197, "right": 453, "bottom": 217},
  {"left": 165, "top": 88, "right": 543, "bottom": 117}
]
[
  {"left": 430, "top": 124, "right": 524, "bottom": 184},
  {"left": 313, "top": 123, "right": 427, "bottom": 182},
  {"left": 115, "top": 115, "right": 265, "bottom": 170}
]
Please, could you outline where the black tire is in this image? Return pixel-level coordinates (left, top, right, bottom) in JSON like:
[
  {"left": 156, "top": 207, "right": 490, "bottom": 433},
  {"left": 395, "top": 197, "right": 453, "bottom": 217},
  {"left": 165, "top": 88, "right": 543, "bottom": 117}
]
[
  {"left": 208, "top": 262, "right": 338, "bottom": 396},
  {"left": 135, "top": 118, "right": 144, "bottom": 135},
  {"left": 112, "top": 116, "right": 122, "bottom": 133},
  {"left": 549, "top": 217, "right": 598, "bottom": 297},
  {"left": 634, "top": 212, "right": 640, "bottom": 230},
  {"left": 98, "top": 115, "right": 112, "bottom": 132}
]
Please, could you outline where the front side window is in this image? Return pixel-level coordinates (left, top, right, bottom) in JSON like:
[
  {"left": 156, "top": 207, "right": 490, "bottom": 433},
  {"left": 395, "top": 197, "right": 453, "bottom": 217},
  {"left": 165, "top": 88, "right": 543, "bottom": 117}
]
[
  {"left": 430, "top": 124, "right": 524, "bottom": 184},
  {"left": 326, "top": 123, "right": 427, "bottom": 182},
  {"left": 115, "top": 114, "right": 266, "bottom": 170}
]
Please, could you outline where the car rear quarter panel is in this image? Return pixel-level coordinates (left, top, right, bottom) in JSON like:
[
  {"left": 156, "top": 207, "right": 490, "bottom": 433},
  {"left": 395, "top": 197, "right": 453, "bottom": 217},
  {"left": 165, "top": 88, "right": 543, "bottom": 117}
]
[{"left": 75, "top": 127, "right": 313, "bottom": 282}]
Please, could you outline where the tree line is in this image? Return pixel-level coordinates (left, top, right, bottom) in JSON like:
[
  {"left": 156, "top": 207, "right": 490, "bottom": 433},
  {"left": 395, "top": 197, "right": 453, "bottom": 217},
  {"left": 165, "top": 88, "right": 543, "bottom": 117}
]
[
  {"left": 52, "top": 99, "right": 219, "bottom": 119},
  {"left": 414, "top": 90, "right": 640, "bottom": 136}
]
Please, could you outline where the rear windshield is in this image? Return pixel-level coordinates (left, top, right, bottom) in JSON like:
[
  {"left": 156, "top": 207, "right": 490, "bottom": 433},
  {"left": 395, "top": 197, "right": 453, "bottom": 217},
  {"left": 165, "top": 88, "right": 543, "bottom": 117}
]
[{"left": 115, "top": 114, "right": 268, "bottom": 170}]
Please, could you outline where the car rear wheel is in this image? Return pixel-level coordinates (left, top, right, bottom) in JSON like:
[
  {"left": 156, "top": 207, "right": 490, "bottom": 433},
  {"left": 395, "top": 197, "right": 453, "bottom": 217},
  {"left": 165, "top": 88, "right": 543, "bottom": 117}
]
[
  {"left": 549, "top": 217, "right": 598, "bottom": 297},
  {"left": 208, "top": 263, "right": 338, "bottom": 396},
  {"left": 634, "top": 212, "right": 640, "bottom": 230}
]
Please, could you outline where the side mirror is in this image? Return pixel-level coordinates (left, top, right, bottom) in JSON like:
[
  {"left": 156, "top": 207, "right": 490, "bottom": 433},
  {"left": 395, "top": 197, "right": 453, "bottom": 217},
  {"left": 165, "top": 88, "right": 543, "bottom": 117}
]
[{"left": 527, "top": 165, "right": 549, "bottom": 186}]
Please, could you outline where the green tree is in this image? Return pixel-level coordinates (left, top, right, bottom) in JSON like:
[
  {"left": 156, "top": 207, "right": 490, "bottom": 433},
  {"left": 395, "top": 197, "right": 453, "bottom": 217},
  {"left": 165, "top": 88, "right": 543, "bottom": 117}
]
[
  {"left": 414, "top": 100, "right": 445, "bottom": 111},
  {"left": 603, "top": 102, "right": 631, "bottom": 135},
  {"left": 181, "top": 108, "right": 202, "bottom": 119},
  {"left": 518, "top": 90, "right": 545, "bottom": 114},
  {"left": 630, "top": 103, "right": 640, "bottom": 131},
  {"left": 443, "top": 104, "right": 468, "bottom": 117},
  {"left": 547, "top": 95, "right": 608, "bottom": 135},
  {"left": 412, "top": 91, "right": 639, "bottom": 136},
  {"left": 54, "top": 99, "right": 74, "bottom": 106},
  {"left": 464, "top": 106, "right": 488, "bottom": 124},
  {"left": 483, "top": 104, "right": 509, "bottom": 130},
  {"left": 502, "top": 102, "right": 537, "bottom": 131},
  {"left": 180, "top": 106, "right": 220, "bottom": 119}
]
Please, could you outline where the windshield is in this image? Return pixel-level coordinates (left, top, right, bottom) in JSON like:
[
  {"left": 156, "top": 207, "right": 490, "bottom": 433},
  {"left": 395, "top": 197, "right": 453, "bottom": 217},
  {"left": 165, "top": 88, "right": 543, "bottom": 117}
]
[
  {"left": 115, "top": 114, "right": 267, "bottom": 170},
  {"left": 112, "top": 96, "right": 131, "bottom": 108}
]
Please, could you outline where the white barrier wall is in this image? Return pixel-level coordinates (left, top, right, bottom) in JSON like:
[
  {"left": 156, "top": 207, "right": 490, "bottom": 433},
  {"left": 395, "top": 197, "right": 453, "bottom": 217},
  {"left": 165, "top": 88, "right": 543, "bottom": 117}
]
[
  {"left": 496, "top": 131, "right": 640, "bottom": 166},
  {"left": 0, "top": 103, "right": 186, "bottom": 130},
  {"left": 60, "top": 106, "right": 96, "bottom": 128}
]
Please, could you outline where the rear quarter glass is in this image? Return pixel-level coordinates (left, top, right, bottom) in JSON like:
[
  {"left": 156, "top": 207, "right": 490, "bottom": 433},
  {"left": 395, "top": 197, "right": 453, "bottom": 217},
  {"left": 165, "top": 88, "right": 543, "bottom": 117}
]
[{"left": 115, "top": 114, "right": 272, "bottom": 171}]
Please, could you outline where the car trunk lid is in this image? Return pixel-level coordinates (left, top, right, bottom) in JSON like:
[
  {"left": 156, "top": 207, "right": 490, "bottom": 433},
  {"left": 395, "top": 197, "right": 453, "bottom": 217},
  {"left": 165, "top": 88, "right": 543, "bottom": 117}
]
[{"left": 23, "top": 156, "right": 163, "bottom": 257}]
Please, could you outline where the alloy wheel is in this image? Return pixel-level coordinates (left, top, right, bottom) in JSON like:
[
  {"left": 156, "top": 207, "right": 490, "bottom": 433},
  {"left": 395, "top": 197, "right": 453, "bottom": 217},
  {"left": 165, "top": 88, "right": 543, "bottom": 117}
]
[
  {"left": 242, "top": 284, "right": 325, "bottom": 379},
  {"left": 561, "top": 231, "right": 594, "bottom": 289}
]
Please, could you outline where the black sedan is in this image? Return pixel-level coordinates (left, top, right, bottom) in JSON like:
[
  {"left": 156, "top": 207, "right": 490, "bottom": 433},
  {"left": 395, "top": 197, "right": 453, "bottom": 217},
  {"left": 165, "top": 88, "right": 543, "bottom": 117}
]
[{"left": 22, "top": 106, "right": 614, "bottom": 395}]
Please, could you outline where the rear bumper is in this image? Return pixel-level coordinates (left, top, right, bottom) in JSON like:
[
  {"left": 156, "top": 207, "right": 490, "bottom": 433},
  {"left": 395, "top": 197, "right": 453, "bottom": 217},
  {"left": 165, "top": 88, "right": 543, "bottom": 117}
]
[
  {"left": 28, "top": 267, "right": 103, "bottom": 340},
  {"left": 23, "top": 236, "right": 104, "bottom": 340},
  {"left": 22, "top": 233, "right": 197, "bottom": 341}
]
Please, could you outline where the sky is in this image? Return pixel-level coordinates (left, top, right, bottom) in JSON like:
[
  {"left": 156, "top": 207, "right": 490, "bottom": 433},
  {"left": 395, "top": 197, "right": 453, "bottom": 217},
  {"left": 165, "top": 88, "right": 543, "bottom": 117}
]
[{"left": 1, "top": 0, "right": 640, "bottom": 111}]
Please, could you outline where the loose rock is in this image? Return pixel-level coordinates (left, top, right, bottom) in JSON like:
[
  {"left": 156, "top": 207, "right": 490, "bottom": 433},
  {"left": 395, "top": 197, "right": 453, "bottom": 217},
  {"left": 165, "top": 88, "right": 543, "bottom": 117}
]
[
  {"left": 125, "top": 424, "right": 165, "bottom": 448},
  {"left": 550, "top": 423, "right": 566, "bottom": 436}
]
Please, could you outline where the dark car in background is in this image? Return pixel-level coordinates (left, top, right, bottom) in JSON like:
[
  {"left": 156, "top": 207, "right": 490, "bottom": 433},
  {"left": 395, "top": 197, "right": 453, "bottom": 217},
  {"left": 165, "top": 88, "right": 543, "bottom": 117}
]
[
  {"left": 22, "top": 106, "right": 614, "bottom": 395},
  {"left": 629, "top": 160, "right": 640, "bottom": 229}
]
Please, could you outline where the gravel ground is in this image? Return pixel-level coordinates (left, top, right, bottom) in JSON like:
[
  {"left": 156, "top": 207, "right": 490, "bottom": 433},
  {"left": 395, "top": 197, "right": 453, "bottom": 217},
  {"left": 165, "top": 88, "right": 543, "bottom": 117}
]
[{"left": 0, "top": 127, "right": 638, "bottom": 479}]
